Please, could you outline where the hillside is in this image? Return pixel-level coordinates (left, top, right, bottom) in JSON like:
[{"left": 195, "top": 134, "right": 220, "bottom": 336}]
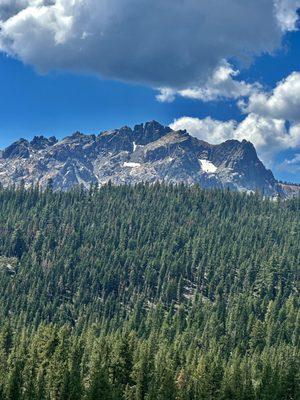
[{"left": 0, "top": 184, "right": 298, "bottom": 399}]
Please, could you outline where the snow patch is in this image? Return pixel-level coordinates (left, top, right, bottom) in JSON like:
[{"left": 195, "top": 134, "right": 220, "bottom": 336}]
[
  {"left": 133, "top": 142, "right": 137, "bottom": 151},
  {"left": 199, "top": 159, "right": 217, "bottom": 173},
  {"left": 123, "top": 162, "right": 141, "bottom": 168}
]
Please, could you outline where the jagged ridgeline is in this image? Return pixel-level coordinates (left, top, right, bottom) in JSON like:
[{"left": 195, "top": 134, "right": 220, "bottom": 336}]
[
  {"left": 1, "top": 121, "right": 299, "bottom": 197},
  {"left": 0, "top": 184, "right": 299, "bottom": 399}
]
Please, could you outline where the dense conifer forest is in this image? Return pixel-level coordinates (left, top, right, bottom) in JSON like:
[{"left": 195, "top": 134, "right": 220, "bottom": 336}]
[{"left": 0, "top": 183, "right": 298, "bottom": 399}]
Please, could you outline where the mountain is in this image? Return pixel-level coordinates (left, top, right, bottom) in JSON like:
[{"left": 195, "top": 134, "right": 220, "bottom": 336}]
[{"left": 0, "top": 121, "right": 293, "bottom": 196}]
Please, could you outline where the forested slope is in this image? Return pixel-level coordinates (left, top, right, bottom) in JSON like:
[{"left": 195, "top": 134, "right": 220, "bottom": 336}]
[{"left": 0, "top": 183, "right": 298, "bottom": 399}]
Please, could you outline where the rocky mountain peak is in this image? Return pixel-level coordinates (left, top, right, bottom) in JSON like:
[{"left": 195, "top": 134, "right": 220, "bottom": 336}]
[
  {"left": 0, "top": 121, "right": 294, "bottom": 197},
  {"left": 133, "top": 120, "right": 172, "bottom": 145},
  {"left": 2, "top": 138, "right": 30, "bottom": 159},
  {"left": 63, "top": 131, "right": 94, "bottom": 142},
  {"left": 70, "top": 131, "right": 84, "bottom": 138},
  {"left": 30, "top": 135, "right": 58, "bottom": 150},
  {"left": 240, "top": 139, "right": 259, "bottom": 159}
]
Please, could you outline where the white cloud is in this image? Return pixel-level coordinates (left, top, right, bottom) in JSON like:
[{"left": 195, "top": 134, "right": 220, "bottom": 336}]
[
  {"left": 171, "top": 115, "right": 300, "bottom": 166},
  {"left": 157, "top": 61, "right": 261, "bottom": 103},
  {"left": 0, "top": 0, "right": 295, "bottom": 89},
  {"left": 234, "top": 115, "right": 300, "bottom": 165},
  {"left": 170, "top": 116, "right": 237, "bottom": 144},
  {"left": 275, "top": 0, "right": 300, "bottom": 31},
  {"left": 242, "top": 72, "right": 300, "bottom": 122},
  {"left": 156, "top": 88, "right": 176, "bottom": 103}
]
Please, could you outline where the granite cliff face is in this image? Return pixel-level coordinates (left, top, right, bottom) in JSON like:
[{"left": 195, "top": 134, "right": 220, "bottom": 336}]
[{"left": 0, "top": 121, "right": 289, "bottom": 196}]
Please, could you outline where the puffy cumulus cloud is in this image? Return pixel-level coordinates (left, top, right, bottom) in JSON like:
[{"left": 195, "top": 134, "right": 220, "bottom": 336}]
[
  {"left": 171, "top": 114, "right": 300, "bottom": 166},
  {"left": 234, "top": 115, "right": 300, "bottom": 165},
  {"left": 157, "top": 61, "right": 260, "bottom": 102},
  {"left": 241, "top": 72, "right": 300, "bottom": 122},
  {"left": 170, "top": 116, "right": 237, "bottom": 144},
  {"left": 156, "top": 88, "right": 177, "bottom": 104},
  {"left": 275, "top": 0, "right": 300, "bottom": 31},
  {"left": 0, "top": 0, "right": 293, "bottom": 89}
]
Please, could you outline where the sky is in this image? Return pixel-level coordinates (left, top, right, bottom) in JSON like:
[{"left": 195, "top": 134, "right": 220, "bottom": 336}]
[{"left": 0, "top": 0, "right": 300, "bottom": 182}]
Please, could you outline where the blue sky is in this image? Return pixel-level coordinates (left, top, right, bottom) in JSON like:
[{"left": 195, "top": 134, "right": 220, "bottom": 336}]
[{"left": 0, "top": 1, "right": 299, "bottom": 182}]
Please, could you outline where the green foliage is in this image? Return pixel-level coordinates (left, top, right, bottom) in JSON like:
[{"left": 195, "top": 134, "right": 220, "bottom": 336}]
[{"left": 0, "top": 183, "right": 298, "bottom": 399}]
